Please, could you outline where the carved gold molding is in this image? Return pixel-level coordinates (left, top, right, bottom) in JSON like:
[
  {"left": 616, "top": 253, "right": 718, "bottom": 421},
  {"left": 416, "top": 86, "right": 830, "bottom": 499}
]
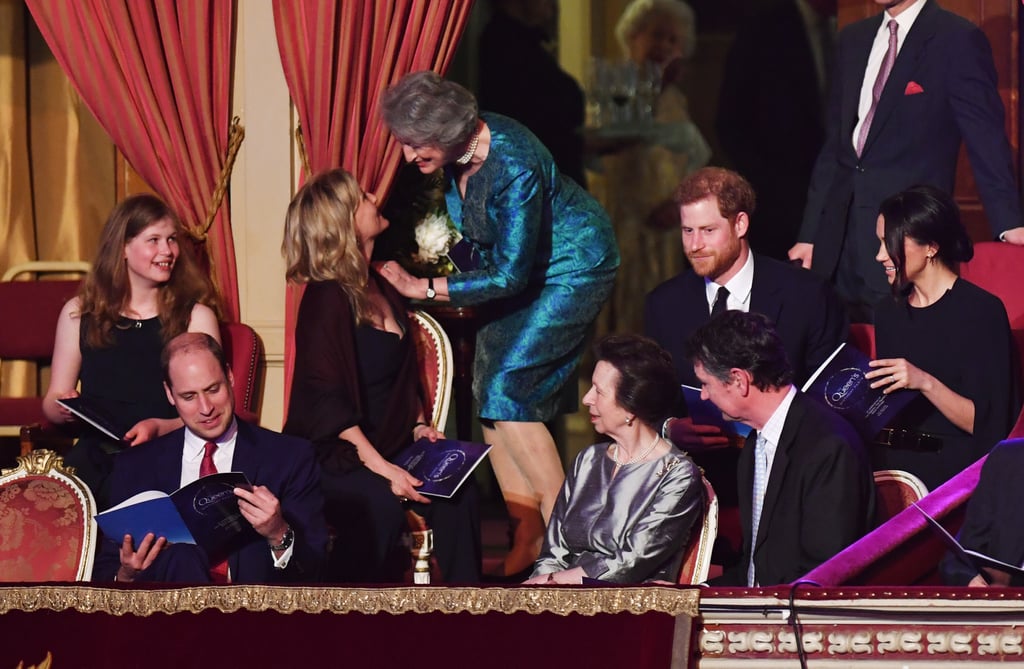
[
  {"left": 0, "top": 585, "right": 699, "bottom": 618},
  {"left": 700, "top": 626, "right": 1024, "bottom": 659}
]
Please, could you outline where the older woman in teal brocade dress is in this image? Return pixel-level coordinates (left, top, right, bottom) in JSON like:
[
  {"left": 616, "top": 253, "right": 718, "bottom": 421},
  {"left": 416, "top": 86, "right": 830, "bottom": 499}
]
[{"left": 379, "top": 71, "right": 619, "bottom": 577}]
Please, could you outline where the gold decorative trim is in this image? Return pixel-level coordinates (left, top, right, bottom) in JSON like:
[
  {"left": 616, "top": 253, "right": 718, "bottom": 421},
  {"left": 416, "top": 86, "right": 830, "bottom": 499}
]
[
  {"left": 0, "top": 585, "right": 699, "bottom": 618},
  {"left": 2, "top": 449, "right": 76, "bottom": 478},
  {"left": 700, "top": 626, "right": 1024, "bottom": 658}
]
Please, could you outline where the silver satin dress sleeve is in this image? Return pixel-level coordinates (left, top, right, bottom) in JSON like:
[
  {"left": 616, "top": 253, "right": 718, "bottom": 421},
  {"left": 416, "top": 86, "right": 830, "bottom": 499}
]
[{"left": 531, "top": 442, "right": 703, "bottom": 583}]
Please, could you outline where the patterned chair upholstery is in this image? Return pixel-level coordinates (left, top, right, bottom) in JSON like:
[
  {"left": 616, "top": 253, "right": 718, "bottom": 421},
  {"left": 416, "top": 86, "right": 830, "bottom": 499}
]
[
  {"left": 403, "top": 310, "right": 454, "bottom": 584},
  {"left": 0, "top": 449, "right": 98, "bottom": 581},
  {"left": 678, "top": 476, "right": 718, "bottom": 584}
]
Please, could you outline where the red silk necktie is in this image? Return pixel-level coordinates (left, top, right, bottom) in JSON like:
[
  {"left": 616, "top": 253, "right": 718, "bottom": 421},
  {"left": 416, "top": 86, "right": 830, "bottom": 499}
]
[
  {"left": 200, "top": 441, "right": 229, "bottom": 583},
  {"left": 200, "top": 441, "right": 218, "bottom": 477}
]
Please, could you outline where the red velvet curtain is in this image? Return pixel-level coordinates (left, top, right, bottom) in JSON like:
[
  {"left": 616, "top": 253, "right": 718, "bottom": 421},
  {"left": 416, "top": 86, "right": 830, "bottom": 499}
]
[
  {"left": 25, "top": 0, "right": 240, "bottom": 321},
  {"left": 273, "top": 0, "right": 473, "bottom": 407}
]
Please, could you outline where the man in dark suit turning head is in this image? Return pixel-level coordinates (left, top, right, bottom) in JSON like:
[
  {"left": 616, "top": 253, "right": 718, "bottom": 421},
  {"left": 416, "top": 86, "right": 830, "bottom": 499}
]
[
  {"left": 686, "top": 311, "right": 873, "bottom": 586},
  {"left": 94, "top": 333, "right": 327, "bottom": 584}
]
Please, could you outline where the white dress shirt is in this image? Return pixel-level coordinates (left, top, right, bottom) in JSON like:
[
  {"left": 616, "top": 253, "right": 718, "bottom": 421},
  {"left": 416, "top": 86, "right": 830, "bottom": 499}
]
[{"left": 705, "top": 251, "right": 755, "bottom": 314}]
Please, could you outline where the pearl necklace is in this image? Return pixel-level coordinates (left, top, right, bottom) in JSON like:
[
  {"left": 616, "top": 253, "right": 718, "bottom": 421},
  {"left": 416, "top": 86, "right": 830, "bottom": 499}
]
[
  {"left": 454, "top": 131, "right": 480, "bottom": 165},
  {"left": 611, "top": 433, "right": 661, "bottom": 467}
]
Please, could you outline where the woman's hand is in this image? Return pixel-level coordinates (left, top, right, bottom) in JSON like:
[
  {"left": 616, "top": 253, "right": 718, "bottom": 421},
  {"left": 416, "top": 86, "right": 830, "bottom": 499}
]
[
  {"left": 969, "top": 568, "right": 1010, "bottom": 587},
  {"left": 369, "top": 460, "right": 430, "bottom": 505},
  {"left": 125, "top": 417, "right": 185, "bottom": 446},
  {"left": 413, "top": 422, "right": 444, "bottom": 443},
  {"left": 53, "top": 390, "right": 80, "bottom": 423},
  {"left": 373, "top": 261, "right": 423, "bottom": 299},
  {"left": 867, "top": 358, "right": 933, "bottom": 395},
  {"left": 523, "top": 567, "right": 585, "bottom": 585}
]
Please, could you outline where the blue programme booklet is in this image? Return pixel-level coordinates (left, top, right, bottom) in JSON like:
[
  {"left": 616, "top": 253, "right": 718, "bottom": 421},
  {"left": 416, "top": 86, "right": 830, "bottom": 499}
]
[
  {"left": 95, "top": 472, "right": 253, "bottom": 560},
  {"left": 801, "top": 343, "right": 917, "bottom": 440},
  {"left": 391, "top": 438, "right": 492, "bottom": 498},
  {"left": 681, "top": 385, "right": 752, "bottom": 438}
]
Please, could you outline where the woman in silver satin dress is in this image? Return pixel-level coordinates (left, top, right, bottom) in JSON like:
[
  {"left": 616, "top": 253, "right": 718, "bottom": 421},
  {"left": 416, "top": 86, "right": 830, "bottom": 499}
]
[{"left": 526, "top": 335, "right": 703, "bottom": 584}]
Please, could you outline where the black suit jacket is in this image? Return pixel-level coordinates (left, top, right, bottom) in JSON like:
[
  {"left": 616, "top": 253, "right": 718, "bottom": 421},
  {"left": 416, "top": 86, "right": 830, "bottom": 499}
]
[
  {"left": 717, "top": 0, "right": 827, "bottom": 260},
  {"left": 721, "top": 392, "right": 874, "bottom": 587},
  {"left": 93, "top": 419, "right": 328, "bottom": 583},
  {"left": 801, "top": 0, "right": 1021, "bottom": 293},
  {"left": 644, "top": 253, "right": 847, "bottom": 394}
]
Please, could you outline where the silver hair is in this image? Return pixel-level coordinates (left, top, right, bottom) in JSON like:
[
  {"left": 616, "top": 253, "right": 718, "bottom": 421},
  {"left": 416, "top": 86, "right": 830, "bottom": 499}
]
[
  {"left": 381, "top": 71, "right": 479, "bottom": 153},
  {"left": 615, "top": 0, "right": 697, "bottom": 61}
]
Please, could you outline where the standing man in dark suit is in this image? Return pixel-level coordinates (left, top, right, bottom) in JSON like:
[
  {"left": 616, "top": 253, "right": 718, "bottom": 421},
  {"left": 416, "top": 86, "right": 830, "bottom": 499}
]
[
  {"left": 717, "top": 0, "right": 836, "bottom": 261},
  {"left": 94, "top": 333, "right": 327, "bottom": 583},
  {"left": 791, "top": 0, "right": 1024, "bottom": 320},
  {"left": 686, "top": 311, "right": 873, "bottom": 586}
]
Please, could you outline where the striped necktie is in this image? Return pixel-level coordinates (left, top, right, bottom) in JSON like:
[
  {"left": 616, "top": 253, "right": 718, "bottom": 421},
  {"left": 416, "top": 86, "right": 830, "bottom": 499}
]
[{"left": 855, "top": 19, "right": 898, "bottom": 156}]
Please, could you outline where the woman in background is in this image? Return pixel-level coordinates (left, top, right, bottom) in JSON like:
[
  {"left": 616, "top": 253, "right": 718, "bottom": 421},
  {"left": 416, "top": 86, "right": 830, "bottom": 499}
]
[
  {"left": 379, "top": 71, "right": 619, "bottom": 578},
  {"left": 867, "top": 185, "right": 1020, "bottom": 489},
  {"left": 592, "top": 0, "right": 711, "bottom": 334},
  {"left": 44, "top": 194, "right": 220, "bottom": 507},
  {"left": 526, "top": 334, "right": 702, "bottom": 584},
  {"left": 282, "top": 168, "right": 480, "bottom": 583}
]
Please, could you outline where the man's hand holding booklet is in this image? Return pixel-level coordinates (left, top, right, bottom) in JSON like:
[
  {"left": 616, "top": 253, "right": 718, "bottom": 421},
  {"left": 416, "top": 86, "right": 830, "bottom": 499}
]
[{"left": 96, "top": 472, "right": 253, "bottom": 561}]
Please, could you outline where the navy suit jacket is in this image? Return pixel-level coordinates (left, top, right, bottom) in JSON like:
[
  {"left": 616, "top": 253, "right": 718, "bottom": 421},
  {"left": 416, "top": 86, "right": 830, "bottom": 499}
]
[
  {"left": 644, "top": 253, "right": 847, "bottom": 394},
  {"left": 93, "top": 419, "right": 328, "bottom": 583},
  {"left": 721, "top": 392, "right": 874, "bottom": 587},
  {"left": 800, "top": 0, "right": 1021, "bottom": 292}
]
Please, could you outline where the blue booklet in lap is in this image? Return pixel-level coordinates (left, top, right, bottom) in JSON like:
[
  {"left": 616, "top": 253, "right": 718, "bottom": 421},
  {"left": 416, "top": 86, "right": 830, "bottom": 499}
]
[
  {"left": 800, "top": 343, "right": 917, "bottom": 440},
  {"left": 681, "top": 385, "right": 752, "bottom": 438},
  {"left": 391, "top": 438, "right": 492, "bottom": 498},
  {"left": 95, "top": 472, "right": 253, "bottom": 561}
]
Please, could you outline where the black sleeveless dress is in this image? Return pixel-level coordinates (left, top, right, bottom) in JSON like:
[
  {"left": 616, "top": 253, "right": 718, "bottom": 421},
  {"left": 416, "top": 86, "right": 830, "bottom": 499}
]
[{"left": 65, "top": 316, "right": 176, "bottom": 508}]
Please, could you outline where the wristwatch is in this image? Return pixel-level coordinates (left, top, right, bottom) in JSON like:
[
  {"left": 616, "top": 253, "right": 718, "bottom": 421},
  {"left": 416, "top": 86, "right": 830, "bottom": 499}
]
[
  {"left": 269, "top": 526, "right": 294, "bottom": 552},
  {"left": 425, "top": 276, "right": 437, "bottom": 300}
]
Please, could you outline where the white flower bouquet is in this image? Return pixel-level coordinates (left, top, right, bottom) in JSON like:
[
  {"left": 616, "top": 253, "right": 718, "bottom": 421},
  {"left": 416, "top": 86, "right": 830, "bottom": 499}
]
[{"left": 411, "top": 212, "right": 460, "bottom": 273}]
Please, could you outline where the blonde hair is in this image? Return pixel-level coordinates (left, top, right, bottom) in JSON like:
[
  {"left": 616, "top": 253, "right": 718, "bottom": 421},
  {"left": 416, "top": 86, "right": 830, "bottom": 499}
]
[
  {"left": 282, "top": 168, "right": 375, "bottom": 324},
  {"left": 615, "top": 0, "right": 697, "bottom": 60},
  {"left": 79, "top": 194, "right": 220, "bottom": 349}
]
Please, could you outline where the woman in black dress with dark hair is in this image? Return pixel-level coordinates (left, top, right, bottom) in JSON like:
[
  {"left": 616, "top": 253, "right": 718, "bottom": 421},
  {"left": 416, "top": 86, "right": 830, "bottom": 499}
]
[{"left": 867, "top": 185, "right": 1020, "bottom": 489}]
